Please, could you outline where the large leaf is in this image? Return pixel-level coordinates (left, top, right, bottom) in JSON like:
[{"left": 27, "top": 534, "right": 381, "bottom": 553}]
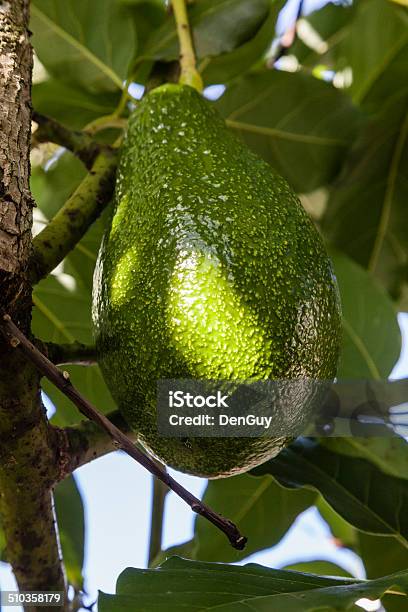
[
  {"left": 32, "top": 79, "right": 122, "bottom": 129},
  {"left": 143, "top": 0, "right": 270, "bottom": 61},
  {"left": 330, "top": 251, "right": 401, "bottom": 379},
  {"left": 192, "top": 473, "right": 315, "bottom": 562},
  {"left": 323, "top": 437, "right": 408, "bottom": 481},
  {"left": 323, "top": 92, "right": 408, "bottom": 307},
  {"left": 54, "top": 475, "right": 85, "bottom": 588},
  {"left": 252, "top": 438, "right": 408, "bottom": 546},
  {"left": 216, "top": 70, "right": 362, "bottom": 192},
  {"left": 345, "top": 0, "right": 408, "bottom": 110},
  {"left": 98, "top": 556, "right": 408, "bottom": 612},
  {"left": 202, "top": 1, "right": 285, "bottom": 85},
  {"left": 31, "top": 0, "right": 136, "bottom": 93}
]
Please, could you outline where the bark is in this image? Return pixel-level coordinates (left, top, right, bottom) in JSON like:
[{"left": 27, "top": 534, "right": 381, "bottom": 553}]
[{"left": 0, "top": 1, "right": 67, "bottom": 607}]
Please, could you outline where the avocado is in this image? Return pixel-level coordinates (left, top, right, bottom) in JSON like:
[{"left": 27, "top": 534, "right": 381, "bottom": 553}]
[{"left": 92, "top": 84, "right": 341, "bottom": 478}]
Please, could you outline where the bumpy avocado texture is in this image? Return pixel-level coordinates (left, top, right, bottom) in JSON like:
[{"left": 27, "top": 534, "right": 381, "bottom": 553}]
[{"left": 92, "top": 84, "right": 341, "bottom": 478}]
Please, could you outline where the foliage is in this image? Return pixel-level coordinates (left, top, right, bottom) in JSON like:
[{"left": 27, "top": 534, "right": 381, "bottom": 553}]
[{"left": 9, "top": 0, "right": 407, "bottom": 607}]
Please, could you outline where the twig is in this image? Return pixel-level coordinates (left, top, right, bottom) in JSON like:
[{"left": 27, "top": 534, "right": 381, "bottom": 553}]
[
  {"left": 1, "top": 314, "right": 247, "bottom": 551},
  {"left": 172, "top": 0, "right": 203, "bottom": 91},
  {"left": 148, "top": 468, "right": 169, "bottom": 566},
  {"left": 46, "top": 341, "right": 97, "bottom": 366},
  {"left": 29, "top": 146, "right": 118, "bottom": 283},
  {"left": 32, "top": 112, "right": 102, "bottom": 170}
]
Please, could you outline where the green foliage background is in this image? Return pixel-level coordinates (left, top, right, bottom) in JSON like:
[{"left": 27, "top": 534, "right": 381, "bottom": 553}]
[{"left": 9, "top": 0, "right": 408, "bottom": 609}]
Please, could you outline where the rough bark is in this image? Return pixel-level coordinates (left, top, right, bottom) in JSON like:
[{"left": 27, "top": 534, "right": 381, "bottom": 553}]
[{"left": 0, "top": 1, "right": 67, "bottom": 606}]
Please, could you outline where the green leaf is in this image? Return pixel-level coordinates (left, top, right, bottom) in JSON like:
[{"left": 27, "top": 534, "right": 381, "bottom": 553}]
[
  {"left": 252, "top": 438, "right": 408, "bottom": 547},
  {"left": 54, "top": 475, "right": 85, "bottom": 588},
  {"left": 144, "top": 0, "right": 270, "bottom": 61},
  {"left": 283, "top": 560, "right": 353, "bottom": 579},
  {"left": 359, "top": 532, "right": 408, "bottom": 579},
  {"left": 32, "top": 79, "right": 122, "bottom": 129},
  {"left": 98, "top": 556, "right": 408, "bottom": 612},
  {"left": 345, "top": 0, "right": 408, "bottom": 110},
  {"left": 323, "top": 91, "right": 408, "bottom": 308},
  {"left": 201, "top": 1, "right": 285, "bottom": 85},
  {"left": 193, "top": 473, "right": 315, "bottom": 562},
  {"left": 216, "top": 70, "right": 362, "bottom": 192},
  {"left": 31, "top": 0, "right": 136, "bottom": 93},
  {"left": 316, "top": 497, "right": 358, "bottom": 550},
  {"left": 322, "top": 437, "right": 408, "bottom": 481},
  {"left": 358, "top": 532, "right": 408, "bottom": 612},
  {"left": 330, "top": 251, "right": 401, "bottom": 379}
]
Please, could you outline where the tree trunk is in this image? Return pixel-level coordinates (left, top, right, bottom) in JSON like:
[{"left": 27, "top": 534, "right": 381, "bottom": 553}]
[{"left": 0, "top": 1, "right": 67, "bottom": 608}]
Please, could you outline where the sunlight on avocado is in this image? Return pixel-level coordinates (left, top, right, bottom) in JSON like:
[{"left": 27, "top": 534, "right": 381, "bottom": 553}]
[
  {"left": 166, "top": 248, "right": 272, "bottom": 379},
  {"left": 110, "top": 245, "right": 139, "bottom": 307}
]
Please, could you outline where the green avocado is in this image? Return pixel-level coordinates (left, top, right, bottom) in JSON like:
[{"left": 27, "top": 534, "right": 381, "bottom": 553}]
[{"left": 92, "top": 84, "right": 341, "bottom": 478}]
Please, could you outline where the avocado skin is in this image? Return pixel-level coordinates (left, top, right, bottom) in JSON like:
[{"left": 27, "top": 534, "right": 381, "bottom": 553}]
[{"left": 92, "top": 84, "right": 341, "bottom": 478}]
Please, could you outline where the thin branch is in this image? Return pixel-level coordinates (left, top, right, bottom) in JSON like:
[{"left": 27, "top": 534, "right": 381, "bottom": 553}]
[
  {"left": 45, "top": 341, "right": 97, "bottom": 366},
  {"left": 148, "top": 468, "right": 168, "bottom": 567},
  {"left": 32, "top": 112, "right": 102, "bottom": 170},
  {"left": 29, "top": 146, "right": 118, "bottom": 284},
  {"left": 1, "top": 314, "right": 247, "bottom": 551},
  {"left": 172, "top": 0, "right": 203, "bottom": 91}
]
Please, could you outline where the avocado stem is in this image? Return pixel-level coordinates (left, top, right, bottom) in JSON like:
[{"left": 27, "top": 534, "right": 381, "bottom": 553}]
[{"left": 172, "top": 0, "right": 203, "bottom": 92}]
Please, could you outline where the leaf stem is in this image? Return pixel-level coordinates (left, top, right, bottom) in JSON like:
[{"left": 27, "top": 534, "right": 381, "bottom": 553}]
[
  {"left": 1, "top": 314, "right": 247, "bottom": 552},
  {"left": 172, "top": 0, "right": 203, "bottom": 92}
]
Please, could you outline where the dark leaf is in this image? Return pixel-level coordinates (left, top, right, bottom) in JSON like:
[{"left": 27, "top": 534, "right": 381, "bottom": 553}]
[
  {"left": 31, "top": 0, "right": 136, "bottom": 93},
  {"left": 98, "top": 556, "right": 408, "bottom": 611},
  {"left": 344, "top": 0, "right": 408, "bottom": 111},
  {"left": 202, "top": 1, "right": 285, "bottom": 85},
  {"left": 216, "top": 70, "right": 362, "bottom": 192},
  {"left": 252, "top": 438, "right": 408, "bottom": 546},
  {"left": 32, "top": 79, "right": 122, "bottom": 130},
  {"left": 322, "top": 437, "right": 408, "bottom": 481},
  {"left": 323, "top": 92, "right": 408, "bottom": 308},
  {"left": 144, "top": 0, "right": 270, "bottom": 61}
]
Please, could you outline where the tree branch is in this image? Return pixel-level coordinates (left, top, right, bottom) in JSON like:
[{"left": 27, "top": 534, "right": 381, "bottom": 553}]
[
  {"left": 1, "top": 314, "right": 247, "bottom": 552},
  {"left": 45, "top": 341, "right": 97, "bottom": 366},
  {"left": 32, "top": 112, "right": 102, "bottom": 170},
  {"left": 29, "top": 146, "right": 118, "bottom": 284},
  {"left": 0, "top": 1, "right": 68, "bottom": 604}
]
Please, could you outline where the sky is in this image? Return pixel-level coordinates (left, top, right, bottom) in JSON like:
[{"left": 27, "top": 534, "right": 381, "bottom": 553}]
[{"left": 0, "top": 0, "right": 401, "bottom": 610}]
